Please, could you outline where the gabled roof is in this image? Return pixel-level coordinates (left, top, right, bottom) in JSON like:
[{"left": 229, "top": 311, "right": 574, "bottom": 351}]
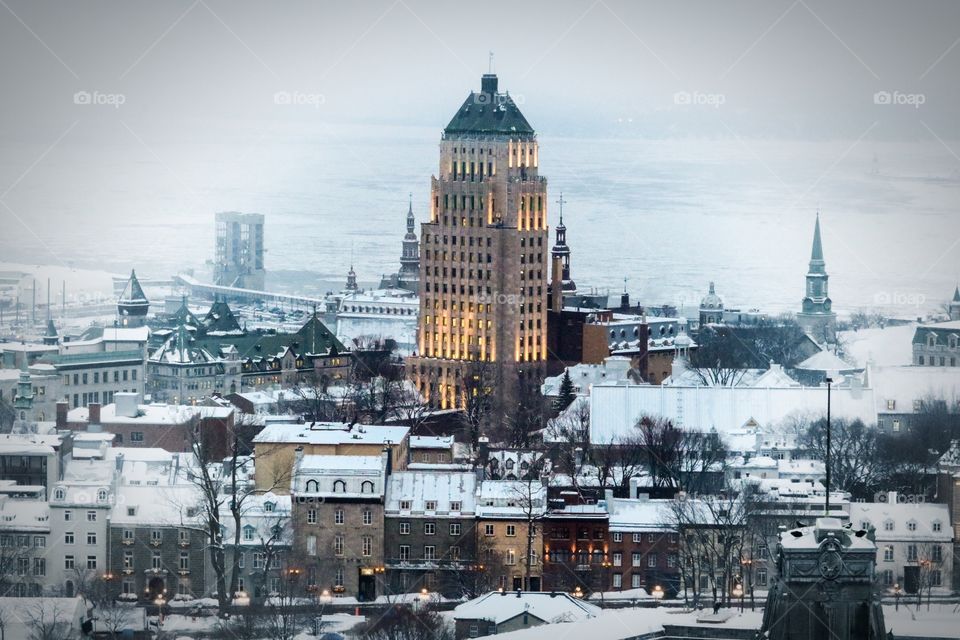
[
  {"left": 203, "top": 299, "right": 243, "bottom": 334},
  {"left": 444, "top": 74, "right": 534, "bottom": 137},
  {"left": 193, "top": 311, "right": 345, "bottom": 361},
  {"left": 453, "top": 591, "right": 600, "bottom": 625}
]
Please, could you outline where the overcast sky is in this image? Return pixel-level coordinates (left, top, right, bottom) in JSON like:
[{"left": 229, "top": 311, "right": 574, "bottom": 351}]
[{"left": 1, "top": 0, "right": 959, "bottom": 140}]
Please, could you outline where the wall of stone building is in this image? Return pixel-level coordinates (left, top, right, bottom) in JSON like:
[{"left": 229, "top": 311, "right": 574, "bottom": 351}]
[
  {"left": 108, "top": 525, "right": 210, "bottom": 600},
  {"left": 255, "top": 441, "right": 406, "bottom": 493},
  {"left": 292, "top": 498, "right": 384, "bottom": 598},
  {"left": 478, "top": 518, "right": 543, "bottom": 591},
  {"left": 581, "top": 324, "right": 610, "bottom": 365},
  {"left": 647, "top": 352, "right": 674, "bottom": 384},
  {"left": 606, "top": 531, "right": 680, "bottom": 595},
  {"left": 383, "top": 514, "right": 477, "bottom": 596}
]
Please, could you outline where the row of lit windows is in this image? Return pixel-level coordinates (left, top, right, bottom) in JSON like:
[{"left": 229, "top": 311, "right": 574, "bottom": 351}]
[
  {"left": 64, "top": 369, "right": 138, "bottom": 386},
  {"left": 424, "top": 316, "right": 493, "bottom": 329}
]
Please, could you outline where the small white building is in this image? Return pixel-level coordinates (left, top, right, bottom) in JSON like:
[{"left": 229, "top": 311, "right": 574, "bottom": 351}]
[{"left": 849, "top": 493, "right": 953, "bottom": 594}]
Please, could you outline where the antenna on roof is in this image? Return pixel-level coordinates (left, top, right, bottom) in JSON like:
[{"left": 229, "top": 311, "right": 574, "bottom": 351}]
[
  {"left": 555, "top": 192, "right": 566, "bottom": 224},
  {"left": 489, "top": 51, "right": 495, "bottom": 74}
]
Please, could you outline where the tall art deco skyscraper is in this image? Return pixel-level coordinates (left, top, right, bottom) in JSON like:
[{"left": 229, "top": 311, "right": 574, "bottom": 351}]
[{"left": 408, "top": 74, "right": 549, "bottom": 413}]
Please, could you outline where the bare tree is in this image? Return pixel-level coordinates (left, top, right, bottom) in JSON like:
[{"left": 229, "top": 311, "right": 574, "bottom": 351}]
[
  {"left": 509, "top": 461, "right": 548, "bottom": 591},
  {"left": 459, "top": 356, "right": 497, "bottom": 447},
  {"left": 26, "top": 600, "right": 72, "bottom": 640},
  {"left": 353, "top": 604, "right": 453, "bottom": 640}
]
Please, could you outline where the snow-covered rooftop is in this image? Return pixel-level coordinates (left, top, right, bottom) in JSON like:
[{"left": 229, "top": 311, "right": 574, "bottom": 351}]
[
  {"left": 453, "top": 591, "right": 600, "bottom": 625},
  {"left": 254, "top": 421, "right": 409, "bottom": 447},
  {"left": 849, "top": 499, "right": 951, "bottom": 541},
  {"left": 385, "top": 471, "right": 477, "bottom": 514}
]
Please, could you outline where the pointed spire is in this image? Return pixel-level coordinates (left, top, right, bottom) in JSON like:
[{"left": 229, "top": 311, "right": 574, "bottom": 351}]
[
  {"left": 953, "top": 285, "right": 960, "bottom": 303},
  {"left": 811, "top": 210, "right": 824, "bottom": 262}
]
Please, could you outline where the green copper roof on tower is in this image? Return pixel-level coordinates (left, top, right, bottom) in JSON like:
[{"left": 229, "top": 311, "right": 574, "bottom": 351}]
[{"left": 444, "top": 74, "right": 534, "bottom": 137}]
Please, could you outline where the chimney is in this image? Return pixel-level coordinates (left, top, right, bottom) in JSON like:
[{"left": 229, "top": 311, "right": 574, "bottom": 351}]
[
  {"left": 115, "top": 452, "right": 124, "bottom": 473},
  {"left": 56, "top": 401, "right": 68, "bottom": 429},
  {"left": 294, "top": 445, "right": 304, "bottom": 469},
  {"left": 88, "top": 403, "right": 101, "bottom": 426},
  {"left": 480, "top": 73, "right": 498, "bottom": 95}
]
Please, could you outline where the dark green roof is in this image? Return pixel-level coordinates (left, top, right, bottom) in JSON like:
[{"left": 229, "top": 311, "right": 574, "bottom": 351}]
[
  {"left": 193, "top": 312, "right": 345, "bottom": 361},
  {"left": 444, "top": 74, "right": 534, "bottom": 137},
  {"left": 203, "top": 300, "right": 242, "bottom": 334}
]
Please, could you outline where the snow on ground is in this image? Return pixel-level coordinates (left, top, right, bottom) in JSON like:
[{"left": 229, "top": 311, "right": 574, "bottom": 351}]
[
  {"left": 883, "top": 603, "right": 960, "bottom": 638},
  {"left": 840, "top": 323, "right": 916, "bottom": 367}
]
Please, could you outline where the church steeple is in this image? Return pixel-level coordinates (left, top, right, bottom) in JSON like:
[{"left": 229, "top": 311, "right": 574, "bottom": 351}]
[
  {"left": 551, "top": 193, "right": 574, "bottom": 291},
  {"left": 399, "top": 193, "right": 420, "bottom": 287},
  {"left": 797, "top": 211, "right": 836, "bottom": 343},
  {"left": 345, "top": 265, "right": 358, "bottom": 292}
]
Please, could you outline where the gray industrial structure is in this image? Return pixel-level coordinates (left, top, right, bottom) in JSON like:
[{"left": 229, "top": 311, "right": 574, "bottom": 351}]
[{"left": 214, "top": 211, "right": 265, "bottom": 290}]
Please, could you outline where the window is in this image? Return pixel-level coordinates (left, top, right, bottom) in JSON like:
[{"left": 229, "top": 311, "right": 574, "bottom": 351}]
[
  {"left": 151, "top": 552, "right": 161, "bottom": 570},
  {"left": 425, "top": 501, "right": 437, "bottom": 511},
  {"left": 306, "top": 535, "right": 317, "bottom": 556},
  {"left": 632, "top": 533, "right": 642, "bottom": 543},
  {"left": 884, "top": 520, "right": 894, "bottom": 532},
  {"left": 907, "top": 544, "right": 918, "bottom": 561},
  {"left": 335, "top": 509, "right": 344, "bottom": 525},
  {"left": 360, "top": 481, "right": 374, "bottom": 494},
  {"left": 450, "top": 501, "right": 461, "bottom": 512},
  {"left": 933, "top": 521, "right": 942, "bottom": 533},
  {"left": 124, "top": 551, "right": 133, "bottom": 569},
  {"left": 63, "top": 510, "right": 72, "bottom": 522},
  {"left": 632, "top": 552, "right": 641, "bottom": 567},
  {"left": 363, "top": 510, "right": 372, "bottom": 525},
  {"left": 87, "top": 556, "right": 98, "bottom": 570},
  {"left": 243, "top": 526, "right": 254, "bottom": 541},
  {"left": 33, "top": 558, "right": 45, "bottom": 577},
  {"left": 506, "top": 549, "right": 516, "bottom": 565},
  {"left": 400, "top": 500, "right": 412, "bottom": 511},
  {"left": 151, "top": 530, "right": 162, "bottom": 543},
  {"left": 613, "top": 552, "right": 622, "bottom": 567},
  {"left": 907, "top": 521, "right": 917, "bottom": 532},
  {"left": 305, "top": 480, "right": 319, "bottom": 493},
  {"left": 253, "top": 553, "right": 265, "bottom": 570},
  {"left": 612, "top": 532, "right": 622, "bottom": 542},
  {"left": 399, "top": 522, "right": 410, "bottom": 535},
  {"left": 648, "top": 553, "right": 658, "bottom": 568},
  {"left": 506, "top": 525, "right": 516, "bottom": 537},
  {"left": 131, "top": 432, "right": 144, "bottom": 442},
  {"left": 33, "top": 536, "right": 45, "bottom": 548},
  {"left": 307, "top": 509, "right": 317, "bottom": 524},
  {"left": 54, "top": 488, "right": 65, "bottom": 501},
  {"left": 87, "top": 511, "right": 97, "bottom": 522},
  {"left": 64, "top": 555, "right": 75, "bottom": 570},
  {"left": 334, "top": 535, "right": 344, "bottom": 556},
  {"left": 333, "top": 480, "right": 347, "bottom": 493},
  {"left": 86, "top": 532, "right": 97, "bottom": 545},
  {"left": 238, "top": 552, "right": 245, "bottom": 568},
  {"left": 631, "top": 574, "right": 641, "bottom": 588},
  {"left": 450, "top": 523, "right": 461, "bottom": 536},
  {"left": 361, "top": 536, "right": 372, "bottom": 557},
  {"left": 932, "top": 545, "right": 943, "bottom": 563},
  {"left": 613, "top": 573, "right": 622, "bottom": 588},
  {"left": 884, "top": 546, "right": 894, "bottom": 562},
  {"left": 667, "top": 554, "right": 677, "bottom": 568},
  {"left": 179, "top": 552, "right": 190, "bottom": 571},
  {"left": 424, "top": 545, "right": 436, "bottom": 561},
  {"left": 424, "top": 522, "right": 435, "bottom": 535},
  {"left": 484, "top": 524, "right": 495, "bottom": 536},
  {"left": 123, "top": 529, "right": 133, "bottom": 541},
  {"left": 757, "top": 569, "right": 768, "bottom": 586},
  {"left": 450, "top": 545, "right": 461, "bottom": 560},
  {"left": 399, "top": 545, "right": 410, "bottom": 561}
]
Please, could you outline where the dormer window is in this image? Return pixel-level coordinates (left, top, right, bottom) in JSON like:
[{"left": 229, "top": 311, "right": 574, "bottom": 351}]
[
  {"left": 399, "top": 500, "right": 412, "bottom": 511},
  {"left": 333, "top": 480, "right": 347, "bottom": 493},
  {"left": 886, "top": 400, "right": 895, "bottom": 410},
  {"left": 425, "top": 501, "right": 437, "bottom": 511},
  {"left": 933, "top": 521, "right": 942, "bottom": 532},
  {"left": 264, "top": 501, "right": 275, "bottom": 513},
  {"left": 907, "top": 521, "right": 917, "bottom": 532},
  {"left": 53, "top": 488, "right": 65, "bottom": 501},
  {"left": 928, "top": 334, "right": 936, "bottom": 347},
  {"left": 97, "top": 489, "right": 108, "bottom": 502},
  {"left": 242, "top": 526, "right": 255, "bottom": 541},
  {"left": 305, "top": 480, "right": 319, "bottom": 493},
  {"left": 884, "top": 520, "right": 894, "bottom": 531},
  {"left": 360, "top": 481, "right": 374, "bottom": 494}
]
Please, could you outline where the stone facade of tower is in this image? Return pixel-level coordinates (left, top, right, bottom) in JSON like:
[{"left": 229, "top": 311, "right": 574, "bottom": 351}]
[
  {"left": 408, "top": 73, "right": 548, "bottom": 417},
  {"left": 949, "top": 286, "right": 960, "bottom": 321},
  {"left": 399, "top": 197, "right": 420, "bottom": 288},
  {"left": 796, "top": 214, "right": 837, "bottom": 343},
  {"left": 699, "top": 281, "right": 724, "bottom": 326}
]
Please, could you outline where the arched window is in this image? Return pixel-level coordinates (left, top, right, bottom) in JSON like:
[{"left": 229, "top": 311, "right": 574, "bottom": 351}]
[
  {"left": 65, "top": 580, "right": 75, "bottom": 597},
  {"left": 264, "top": 501, "right": 275, "bottom": 513},
  {"left": 53, "top": 488, "right": 65, "bottom": 501},
  {"left": 305, "top": 480, "right": 319, "bottom": 493},
  {"left": 360, "top": 481, "right": 374, "bottom": 494},
  {"left": 97, "top": 489, "right": 108, "bottom": 502},
  {"left": 333, "top": 480, "right": 347, "bottom": 493}
]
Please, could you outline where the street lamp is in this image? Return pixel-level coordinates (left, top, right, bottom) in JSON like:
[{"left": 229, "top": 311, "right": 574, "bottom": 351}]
[
  {"left": 825, "top": 376, "right": 833, "bottom": 515},
  {"left": 893, "top": 583, "right": 902, "bottom": 611},
  {"left": 572, "top": 585, "right": 583, "bottom": 599},
  {"left": 651, "top": 585, "right": 664, "bottom": 606},
  {"left": 732, "top": 582, "right": 744, "bottom": 612}
]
